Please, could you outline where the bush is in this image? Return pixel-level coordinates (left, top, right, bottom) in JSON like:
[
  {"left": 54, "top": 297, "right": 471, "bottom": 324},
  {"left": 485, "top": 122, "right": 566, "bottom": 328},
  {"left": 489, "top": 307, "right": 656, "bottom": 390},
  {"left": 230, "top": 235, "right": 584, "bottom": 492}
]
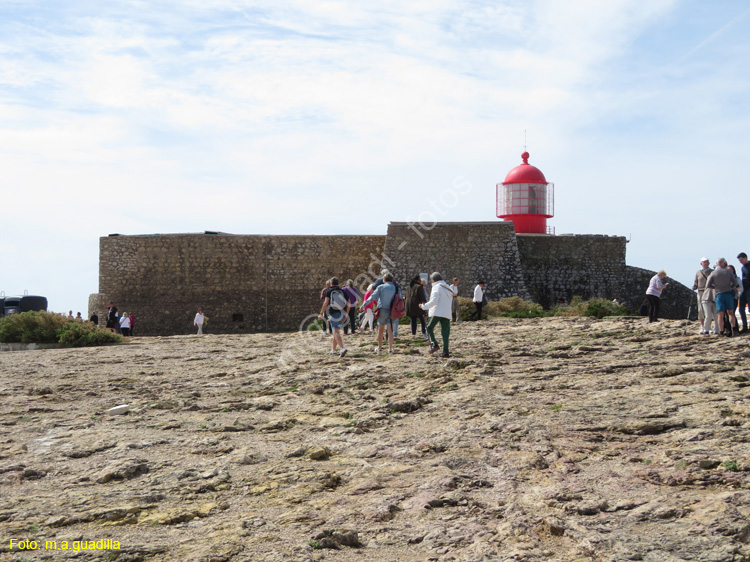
[
  {"left": 553, "top": 296, "right": 627, "bottom": 319},
  {"left": 581, "top": 298, "right": 628, "bottom": 319},
  {"left": 457, "top": 296, "right": 546, "bottom": 320},
  {"left": 57, "top": 321, "right": 122, "bottom": 347},
  {"left": 0, "top": 311, "right": 121, "bottom": 346},
  {"left": 486, "top": 296, "right": 546, "bottom": 318},
  {"left": 0, "top": 311, "right": 67, "bottom": 343}
]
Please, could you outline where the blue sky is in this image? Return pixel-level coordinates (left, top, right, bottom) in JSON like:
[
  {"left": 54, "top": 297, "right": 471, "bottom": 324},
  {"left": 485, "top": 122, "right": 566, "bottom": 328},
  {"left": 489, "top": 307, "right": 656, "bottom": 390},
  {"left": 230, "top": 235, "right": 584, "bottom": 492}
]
[{"left": 1, "top": 0, "right": 749, "bottom": 316}]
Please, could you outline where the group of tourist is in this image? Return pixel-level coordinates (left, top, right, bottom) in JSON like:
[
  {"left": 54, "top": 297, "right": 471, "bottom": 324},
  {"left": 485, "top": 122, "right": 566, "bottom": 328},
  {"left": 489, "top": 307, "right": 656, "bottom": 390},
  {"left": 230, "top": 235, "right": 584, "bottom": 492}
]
[
  {"left": 647, "top": 253, "right": 750, "bottom": 337},
  {"left": 690, "top": 254, "right": 749, "bottom": 337},
  {"left": 316, "top": 270, "right": 487, "bottom": 359},
  {"left": 88, "top": 302, "right": 135, "bottom": 336}
]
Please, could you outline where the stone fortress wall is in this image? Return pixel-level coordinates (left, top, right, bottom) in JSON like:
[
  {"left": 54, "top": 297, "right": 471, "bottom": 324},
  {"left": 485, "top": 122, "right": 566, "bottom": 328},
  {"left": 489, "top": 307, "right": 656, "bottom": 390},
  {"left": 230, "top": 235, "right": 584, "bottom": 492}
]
[
  {"left": 515, "top": 234, "right": 627, "bottom": 309},
  {"left": 90, "top": 223, "right": 693, "bottom": 335},
  {"left": 383, "top": 222, "right": 532, "bottom": 301},
  {"left": 624, "top": 266, "right": 697, "bottom": 321},
  {"left": 89, "top": 233, "right": 387, "bottom": 336}
]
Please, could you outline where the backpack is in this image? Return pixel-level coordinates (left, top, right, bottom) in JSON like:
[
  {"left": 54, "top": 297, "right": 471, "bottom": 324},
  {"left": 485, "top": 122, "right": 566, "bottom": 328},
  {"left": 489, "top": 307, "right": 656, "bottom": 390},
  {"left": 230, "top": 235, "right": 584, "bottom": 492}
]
[
  {"left": 328, "top": 287, "right": 348, "bottom": 314},
  {"left": 390, "top": 291, "right": 406, "bottom": 319}
]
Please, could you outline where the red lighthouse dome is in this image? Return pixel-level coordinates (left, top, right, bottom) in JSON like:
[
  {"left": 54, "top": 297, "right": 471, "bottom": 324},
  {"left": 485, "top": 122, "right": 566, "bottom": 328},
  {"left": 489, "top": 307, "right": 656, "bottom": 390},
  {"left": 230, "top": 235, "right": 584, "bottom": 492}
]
[
  {"left": 503, "top": 152, "right": 547, "bottom": 184},
  {"left": 496, "top": 152, "right": 554, "bottom": 234}
]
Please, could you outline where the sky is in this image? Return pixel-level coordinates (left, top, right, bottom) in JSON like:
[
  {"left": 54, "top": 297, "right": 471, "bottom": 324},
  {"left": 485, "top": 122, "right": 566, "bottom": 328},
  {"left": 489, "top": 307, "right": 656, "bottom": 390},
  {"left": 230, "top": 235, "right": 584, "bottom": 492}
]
[{"left": 1, "top": 0, "right": 749, "bottom": 316}]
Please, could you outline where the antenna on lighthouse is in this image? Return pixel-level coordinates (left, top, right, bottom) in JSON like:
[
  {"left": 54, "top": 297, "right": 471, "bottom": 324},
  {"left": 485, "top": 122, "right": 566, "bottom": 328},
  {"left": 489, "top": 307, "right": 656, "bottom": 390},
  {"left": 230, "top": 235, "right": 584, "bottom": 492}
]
[{"left": 524, "top": 130, "right": 527, "bottom": 152}]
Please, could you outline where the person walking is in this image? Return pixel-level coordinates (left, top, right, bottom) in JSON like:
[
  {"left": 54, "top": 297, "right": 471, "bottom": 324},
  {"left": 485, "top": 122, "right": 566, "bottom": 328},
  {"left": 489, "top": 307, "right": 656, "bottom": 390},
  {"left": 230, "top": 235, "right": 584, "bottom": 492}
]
[
  {"left": 406, "top": 275, "right": 427, "bottom": 337},
  {"left": 371, "top": 270, "right": 403, "bottom": 338},
  {"left": 194, "top": 308, "right": 205, "bottom": 334},
  {"left": 645, "top": 270, "right": 669, "bottom": 323},
  {"left": 693, "top": 257, "right": 713, "bottom": 333},
  {"left": 119, "top": 312, "right": 131, "bottom": 337},
  {"left": 360, "top": 272, "right": 397, "bottom": 354},
  {"left": 360, "top": 284, "right": 376, "bottom": 331},
  {"left": 318, "top": 277, "right": 350, "bottom": 357},
  {"left": 450, "top": 278, "right": 461, "bottom": 323},
  {"left": 420, "top": 272, "right": 454, "bottom": 358},
  {"left": 738, "top": 253, "right": 750, "bottom": 332},
  {"left": 729, "top": 264, "right": 743, "bottom": 335},
  {"left": 707, "top": 258, "right": 740, "bottom": 337},
  {"left": 701, "top": 285, "right": 718, "bottom": 335},
  {"left": 343, "top": 279, "right": 360, "bottom": 335},
  {"left": 106, "top": 302, "right": 118, "bottom": 331},
  {"left": 470, "top": 281, "right": 486, "bottom": 320},
  {"left": 320, "top": 280, "right": 333, "bottom": 334}
]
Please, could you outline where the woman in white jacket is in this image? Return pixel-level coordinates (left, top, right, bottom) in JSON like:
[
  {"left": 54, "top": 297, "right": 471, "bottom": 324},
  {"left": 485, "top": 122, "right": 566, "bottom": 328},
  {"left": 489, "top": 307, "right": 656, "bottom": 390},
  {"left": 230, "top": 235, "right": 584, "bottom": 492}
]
[{"left": 420, "top": 272, "right": 454, "bottom": 358}]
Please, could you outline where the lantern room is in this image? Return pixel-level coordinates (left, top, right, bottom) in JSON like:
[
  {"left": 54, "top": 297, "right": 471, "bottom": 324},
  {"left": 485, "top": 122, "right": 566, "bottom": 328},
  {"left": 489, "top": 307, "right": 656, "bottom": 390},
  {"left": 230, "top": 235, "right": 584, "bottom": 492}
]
[{"left": 496, "top": 151, "right": 554, "bottom": 234}]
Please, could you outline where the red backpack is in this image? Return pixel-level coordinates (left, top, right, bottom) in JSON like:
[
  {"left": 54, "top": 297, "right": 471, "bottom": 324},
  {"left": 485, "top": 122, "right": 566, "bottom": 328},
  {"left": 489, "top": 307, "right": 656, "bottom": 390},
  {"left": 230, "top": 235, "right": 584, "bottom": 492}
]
[{"left": 390, "top": 291, "right": 406, "bottom": 319}]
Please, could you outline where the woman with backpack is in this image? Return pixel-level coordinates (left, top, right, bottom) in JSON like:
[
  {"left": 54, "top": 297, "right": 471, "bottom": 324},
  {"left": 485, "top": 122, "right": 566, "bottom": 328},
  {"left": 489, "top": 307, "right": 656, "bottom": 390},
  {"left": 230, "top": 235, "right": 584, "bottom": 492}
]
[
  {"left": 360, "top": 272, "right": 397, "bottom": 354},
  {"left": 318, "top": 278, "right": 350, "bottom": 358}
]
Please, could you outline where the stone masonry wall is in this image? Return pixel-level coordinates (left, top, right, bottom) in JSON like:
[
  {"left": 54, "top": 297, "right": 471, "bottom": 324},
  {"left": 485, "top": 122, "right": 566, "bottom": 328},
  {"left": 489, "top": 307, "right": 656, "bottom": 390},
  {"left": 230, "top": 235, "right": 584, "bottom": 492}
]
[
  {"left": 91, "top": 233, "right": 386, "bottom": 335},
  {"left": 515, "top": 234, "right": 627, "bottom": 309},
  {"left": 89, "top": 225, "right": 694, "bottom": 335},
  {"left": 624, "top": 266, "right": 696, "bottom": 320},
  {"left": 383, "top": 222, "right": 531, "bottom": 300}
]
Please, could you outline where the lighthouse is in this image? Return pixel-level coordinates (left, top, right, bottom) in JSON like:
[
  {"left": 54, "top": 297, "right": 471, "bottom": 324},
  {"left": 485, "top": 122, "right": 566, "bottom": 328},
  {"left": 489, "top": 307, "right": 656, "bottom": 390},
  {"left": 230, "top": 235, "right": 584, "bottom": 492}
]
[{"left": 496, "top": 152, "right": 554, "bottom": 234}]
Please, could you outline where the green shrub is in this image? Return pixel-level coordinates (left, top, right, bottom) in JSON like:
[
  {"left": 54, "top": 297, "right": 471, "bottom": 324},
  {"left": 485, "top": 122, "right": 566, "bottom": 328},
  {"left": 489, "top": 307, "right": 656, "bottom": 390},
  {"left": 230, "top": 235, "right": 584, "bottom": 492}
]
[
  {"left": 0, "top": 311, "right": 121, "bottom": 347},
  {"left": 0, "top": 311, "right": 67, "bottom": 343},
  {"left": 486, "top": 296, "right": 546, "bottom": 318},
  {"left": 552, "top": 296, "right": 627, "bottom": 319},
  {"left": 58, "top": 321, "right": 122, "bottom": 347},
  {"left": 581, "top": 298, "right": 628, "bottom": 319},
  {"left": 457, "top": 296, "right": 546, "bottom": 319}
]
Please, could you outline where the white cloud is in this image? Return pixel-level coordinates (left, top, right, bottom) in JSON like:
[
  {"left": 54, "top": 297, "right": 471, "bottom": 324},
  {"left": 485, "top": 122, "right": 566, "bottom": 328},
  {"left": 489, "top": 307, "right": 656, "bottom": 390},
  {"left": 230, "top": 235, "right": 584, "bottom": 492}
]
[{"left": 1, "top": 0, "right": 748, "bottom": 314}]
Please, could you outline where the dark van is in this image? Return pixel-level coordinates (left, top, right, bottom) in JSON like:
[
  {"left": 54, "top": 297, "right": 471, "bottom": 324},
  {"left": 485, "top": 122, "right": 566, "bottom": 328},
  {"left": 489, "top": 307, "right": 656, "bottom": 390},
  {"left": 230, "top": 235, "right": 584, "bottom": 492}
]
[{"left": 1, "top": 295, "right": 48, "bottom": 317}]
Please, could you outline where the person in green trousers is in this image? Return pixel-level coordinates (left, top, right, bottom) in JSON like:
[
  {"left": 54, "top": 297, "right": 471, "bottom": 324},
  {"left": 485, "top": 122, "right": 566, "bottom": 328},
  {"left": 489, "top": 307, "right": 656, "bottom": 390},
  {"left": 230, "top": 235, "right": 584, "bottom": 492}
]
[{"left": 420, "top": 272, "right": 454, "bottom": 358}]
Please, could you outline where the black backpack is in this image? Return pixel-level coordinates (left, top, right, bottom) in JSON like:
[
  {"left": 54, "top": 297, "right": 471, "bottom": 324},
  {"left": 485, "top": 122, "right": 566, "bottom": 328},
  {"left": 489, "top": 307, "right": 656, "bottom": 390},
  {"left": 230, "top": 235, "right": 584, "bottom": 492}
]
[{"left": 328, "top": 287, "right": 348, "bottom": 314}]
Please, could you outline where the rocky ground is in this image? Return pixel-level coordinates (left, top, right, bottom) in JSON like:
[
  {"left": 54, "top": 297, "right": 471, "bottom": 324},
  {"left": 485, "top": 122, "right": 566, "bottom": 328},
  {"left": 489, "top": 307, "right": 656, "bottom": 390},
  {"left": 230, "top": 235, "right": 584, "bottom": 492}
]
[{"left": 1, "top": 316, "right": 750, "bottom": 562}]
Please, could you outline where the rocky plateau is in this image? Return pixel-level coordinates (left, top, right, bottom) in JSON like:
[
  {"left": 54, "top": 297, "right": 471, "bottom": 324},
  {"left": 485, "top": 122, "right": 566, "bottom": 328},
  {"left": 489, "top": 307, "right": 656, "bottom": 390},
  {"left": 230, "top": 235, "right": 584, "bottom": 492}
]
[{"left": 1, "top": 316, "right": 749, "bottom": 562}]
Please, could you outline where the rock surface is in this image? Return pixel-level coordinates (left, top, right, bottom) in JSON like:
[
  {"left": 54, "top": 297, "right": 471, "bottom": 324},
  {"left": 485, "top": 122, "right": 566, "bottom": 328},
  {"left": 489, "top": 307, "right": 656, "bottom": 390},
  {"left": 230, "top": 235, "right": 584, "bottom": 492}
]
[{"left": 1, "top": 316, "right": 750, "bottom": 561}]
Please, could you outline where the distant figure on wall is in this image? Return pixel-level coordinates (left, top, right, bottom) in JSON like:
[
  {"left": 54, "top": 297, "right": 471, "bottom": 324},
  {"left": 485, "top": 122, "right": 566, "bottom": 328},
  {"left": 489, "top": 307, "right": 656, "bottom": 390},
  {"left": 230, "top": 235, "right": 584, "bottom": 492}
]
[
  {"left": 106, "top": 302, "right": 118, "bottom": 331},
  {"left": 645, "top": 270, "right": 669, "bottom": 323},
  {"left": 75, "top": 312, "right": 83, "bottom": 322},
  {"left": 68, "top": 310, "right": 74, "bottom": 320},
  {"left": 194, "top": 308, "right": 205, "bottom": 335},
  {"left": 90, "top": 311, "right": 99, "bottom": 326}
]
